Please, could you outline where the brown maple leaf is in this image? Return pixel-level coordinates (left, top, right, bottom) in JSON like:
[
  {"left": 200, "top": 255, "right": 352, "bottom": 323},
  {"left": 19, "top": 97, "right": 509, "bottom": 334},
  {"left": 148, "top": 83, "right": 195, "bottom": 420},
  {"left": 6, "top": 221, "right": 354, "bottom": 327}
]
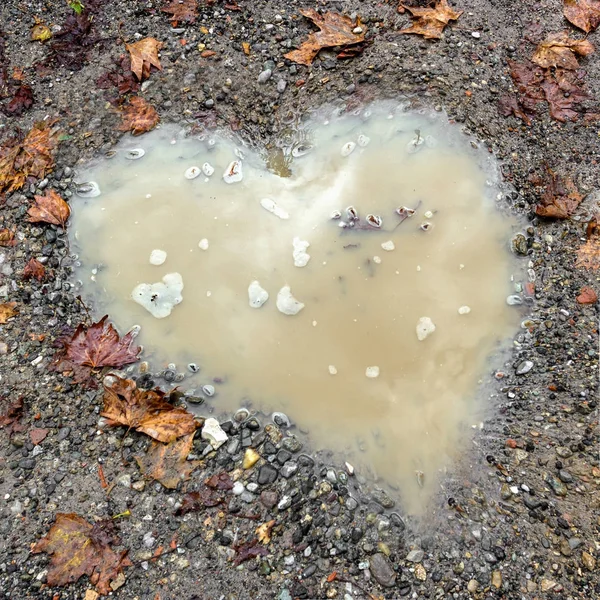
[
  {"left": 135, "top": 433, "right": 201, "bottom": 488},
  {"left": 0, "top": 228, "right": 17, "bottom": 247},
  {"left": 162, "top": 0, "right": 198, "bottom": 23},
  {"left": 4, "top": 84, "right": 34, "bottom": 116},
  {"left": 233, "top": 539, "right": 268, "bottom": 566},
  {"left": 542, "top": 69, "right": 589, "bottom": 122},
  {"left": 101, "top": 376, "right": 198, "bottom": 443},
  {"left": 532, "top": 32, "right": 594, "bottom": 70},
  {"left": 23, "top": 257, "right": 46, "bottom": 281},
  {"left": 0, "top": 302, "right": 18, "bottom": 323},
  {"left": 497, "top": 95, "right": 533, "bottom": 125},
  {"left": 175, "top": 488, "right": 225, "bottom": 515},
  {"left": 32, "top": 513, "right": 131, "bottom": 595},
  {"left": 577, "top": 216, "right": 600, "bottom": 269},
  {"left": 119, "top": 96, "right": 160, "bottom": 136},
  {"left": 64, "top": 315, "right": 141, "bottom": 368},
  {"left": 28, "top": 189, "right": 71, "bottom": 227},
  {"left": 564, "top": 0, "right": 600, "bottom": 33},
  {"left": 535, "top": 168, "right": 584, "bottom": 219},
  {"left": 0, "top": 396, "right": 25, "bottom": 433},
  {"left": 398, "top": 0, "right": 463, "bottom": 40},
  {"left": 284, "top": 9, "right": 366, "bottom": 66},
  {"left": 126, "top": 38, "right": 163, "bottom": 81}
]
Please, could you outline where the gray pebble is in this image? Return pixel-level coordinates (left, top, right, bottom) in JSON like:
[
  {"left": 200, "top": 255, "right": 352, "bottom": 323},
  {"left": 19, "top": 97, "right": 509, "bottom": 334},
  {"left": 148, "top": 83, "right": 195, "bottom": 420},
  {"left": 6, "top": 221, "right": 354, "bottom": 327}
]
[
  {"left": 258, "top": 69, "right": 272, "bottom": 84},
  {"left": 276, "top": 79, "right": 287, "bottom": 93}
]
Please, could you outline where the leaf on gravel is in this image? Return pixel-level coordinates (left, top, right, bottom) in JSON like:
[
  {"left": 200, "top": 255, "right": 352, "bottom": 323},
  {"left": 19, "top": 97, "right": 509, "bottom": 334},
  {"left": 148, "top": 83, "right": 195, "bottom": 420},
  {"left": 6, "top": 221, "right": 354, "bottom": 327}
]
[
  {"left": 23, "top": 258, "right": 46, "bottom": 281},
  {"left": 398, "top": 0, "right": 463, "bottom": 40},
  {"left": 101, "top": 376, "right": 198, "bottom": 443},
  {"left": 0, "top": 396, "right": 24, "bottom": 432},
  {"left": 0, "top": 228, "right": 16, "bottom": 247},
  {"left": 577, "top": 286, "right": 598, "bottom": 304},
  {"left": 135, "top": 433, "right": 201, "bottom": 489},
  {"left": 126, "top": 38, "right": 163, "bottom": 81},
  {"left": 205, "top": 472, "right": 234, "bottom": 490},
  {"left": 0, "top": 120, "right": 61, "bottom": 197},
  {"left": 535, "top": 168, "right": 584, "bottom": 219},
  {"left": 284, "top": 9, "right": 366, "bottom": 66},
  {"left": 162, "top": 0, "right": 198, "bottom": 23},
  {"left": 119, "top": 96, "right": 160, "bottom": 136},
  {"left": 175, "top": 488, "right": 225, "bottom": 515},
  {"left": 233, "top": 539, "right": 268, "bottom": 566},
  {"left": 65, "top": 316, "right": 141, "bottom": 368},
  {"left": 4, "top": 84, "right": 34, "bottom": 116},
  {"left": 30, "top": 427, "right": 49, "bottom": 445},
  {"left": 564, "top": 0, "right": 600, "bottom": 33},
  {"left": 531, "top": 32, "right": 594, "bottom": 70},
  {"left": 256, "top": 520, "right": 275, "bottom": 544},
  {"left": 32, "top": 513, "right": 131, "bottom": 595},
  {"left": 0, "top": 302, "right": 18, "bottom": 323},
  {"left": 577, "top": 216, "right": 600, "bottom": 269},
  {"left": 542, "top": 69, "right": 589, "bottom": 122},
  {"left": 28, "top": 189, "right": 71, "bottom": 227},
  {"left": 31, "top": 22, "right": 53, "bottom": 42},
  {"left": 497, "top": 95, "right": 533, "bottom": 125}
]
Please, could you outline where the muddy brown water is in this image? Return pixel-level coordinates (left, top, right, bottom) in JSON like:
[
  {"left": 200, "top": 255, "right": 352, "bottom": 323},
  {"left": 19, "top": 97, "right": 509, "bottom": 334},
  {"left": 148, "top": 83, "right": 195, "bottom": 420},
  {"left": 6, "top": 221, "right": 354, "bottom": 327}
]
[{"left": 70, "top": 103, "right": 521, "bottom": 513}]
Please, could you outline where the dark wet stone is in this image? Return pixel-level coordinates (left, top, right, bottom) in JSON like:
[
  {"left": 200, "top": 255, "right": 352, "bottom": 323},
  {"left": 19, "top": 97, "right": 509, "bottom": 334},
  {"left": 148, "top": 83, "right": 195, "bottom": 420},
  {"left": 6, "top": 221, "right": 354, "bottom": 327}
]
[
  {"left": 258, "top": 464, "right": 278, "bottom": 485},
  {"left": 18, "top": 459, "right": 35, "bottom": 470},
  {"left": 263, "top": 441, "right": 277, "bottom": 455},
  {"left": 282, "top": 436, "right": 303, "bottom": 453},
  {"left": 351, "top": 527, "right": 363, "bottom": 543},
  {"left": 558, "top": 470, "right": 573, "bottom": 483},
  {"left": 302, "top": 564, "right": 317, "bottom": 578},
  {"left": 298, "top": 454, "right": 315, "bottom": 468},
  {"left": 371, "top": 488, "right": 395, "bottom": 509},
  {"left": 369, "top": 553, "right": 396, "bottom": 588},
  {"left": 245, "top": 417, "right": 261, "bottom": 431},
  {"left": 276, "top": 449, "right": 292, "bottom": 465},
  {"left": 220, "top": 420, "right": 234, "bottom": 434}
]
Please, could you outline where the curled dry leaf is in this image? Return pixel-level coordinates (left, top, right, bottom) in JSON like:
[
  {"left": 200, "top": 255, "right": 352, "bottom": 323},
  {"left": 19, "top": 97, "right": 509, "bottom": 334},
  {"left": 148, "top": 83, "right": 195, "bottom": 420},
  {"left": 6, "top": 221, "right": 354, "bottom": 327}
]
[
  {"left": 398, "top": 0, "right": 463, "bottom": 40},
  {"left": 23, "top": 257, "right": 46, "bottom": 281},
  {"left": 31, "top": 22, "right": 52, "bottom": 42},
  {"left": 162, "top": 0, "right": 198, "bottom": 23},
  {"left": 535, "top": 168, "right": 584, "bottom": 219},
  {"left": 284, "top": 9, "right": 366, "bottom": 66},
  {"left": 0, "top": 228, "right": 17, "bottom": 247},
  {"left": 564, "top": 0, "right": 600, "bottom": 33},
  {"left": 205, "top": 472, "right": 234, "bottom": 490},
  {"left": 0, "top": 302, "right": 18, "bottom": 323},
  {"left": 119, "top": 96, "right": 160, "bottom": 136},
  {"left": 577, "top": 286, "right": 598, "bottom": 304},
  {"left": 28, "top": 189, "right": 71, "bottom": 227},
  {"left": 233, "top": 539, "right": 268, "bottom": 566},
  {"left": 532, "top": 32, "right": 594, "bottom": 70},
  {"left": 32, "top": 513, "right": 131, "bottom": 595},
  {"left": 101, "top": 376, "right": 198, "bottom": 443},
  {"left": 64, "top": 315, "right": 141, "bottom": 368},
  {"left": 135, "top": 433, "right": 201, "bottom": 489},
  {"left": 256, "top": 519, "right": 276, "bottom": 544},
  {"left": 126, "top": 37, "right": 163, "bottom": 81},
  {"left": 176, "top": 488, "right": 225, "bottom": 515}
]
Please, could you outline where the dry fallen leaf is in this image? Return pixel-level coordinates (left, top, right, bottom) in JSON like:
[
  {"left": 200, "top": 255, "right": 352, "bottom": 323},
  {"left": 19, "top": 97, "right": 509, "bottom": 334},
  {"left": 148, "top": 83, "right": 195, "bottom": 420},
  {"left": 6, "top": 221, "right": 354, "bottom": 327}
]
[
  {"left": 535, "top": 168, "right": 584, "bottom": 219},
  {"left": 101, "top": 376, "right": 198, "bottom": 443},
  {"left": 233, "top": 539, "right": 268, "bottom": 566},
  {"left": 31, "top": 22, "right": 52, "bottom": 42},
  {"left": 28, "top": 189, "right": 71, "bottom": 227},
  {"left": 23, "top": 258, "right": 46, "bottom": 281},
  {"left": 4, "top": 84, "right": 34, "bottom": 116},
  {"left": 126, "top": 37, "right": 163, "bottom": 81},
  {"left": 135, "top": 433, "right": 201, "bottom": 488},
  {"left": 119, "top": 96, "right": 160, "bottom": 136},
  {"left": 532, "top": 32, "right": 594, "bottom": 70},
  {"left": 32, "top": 513, "right": 131, "bottom": 595},
  {"left": 256, "top": 519, "right": 276, "bottom": 544},
  {"left": 162, "top": 0, "right": 198, "bottom": 23},
  {"left": 577, "top": 216, "right": 600, "bottom": 269},
  {"left": 64, "top": 315, "right": 141, "bottom": 369},
  {"left": 284, "top": 9, "right": 366, "bottom": 66},
  {"left": 398, "top": 0, "right": 463, "bottom": 40},
  {"left": 0, "top": 228, "right": 17, "bottom": 247},
  {"left": 0, "top": 396, "right": 25, "bottom": 432},
  {"left": 564, "top": 0, "right": 600, "bottom": 33},
  {"left": 577, "top": 286, "right": 598, "bottom": 304},
  {"left": 0, "top": 302, "right": 18, "bottom": 323}
]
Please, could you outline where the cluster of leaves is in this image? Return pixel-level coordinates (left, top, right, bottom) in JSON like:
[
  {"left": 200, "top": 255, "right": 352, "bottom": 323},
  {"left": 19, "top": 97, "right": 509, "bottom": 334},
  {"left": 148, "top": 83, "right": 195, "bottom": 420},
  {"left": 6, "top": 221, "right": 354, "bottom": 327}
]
[
  {"left": 398, "top": 0, "right": 463, "bottom": 40},
  {"left": 532, "top": 166, "right": 585, "bottom": 218}
]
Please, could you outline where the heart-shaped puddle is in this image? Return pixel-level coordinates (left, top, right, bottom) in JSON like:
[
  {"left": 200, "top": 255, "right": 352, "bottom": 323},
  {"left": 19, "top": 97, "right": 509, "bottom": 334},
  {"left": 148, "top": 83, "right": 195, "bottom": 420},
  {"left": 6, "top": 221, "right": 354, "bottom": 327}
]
[{"left": 70, "top": 102, "right": 521, "bottom": 513}]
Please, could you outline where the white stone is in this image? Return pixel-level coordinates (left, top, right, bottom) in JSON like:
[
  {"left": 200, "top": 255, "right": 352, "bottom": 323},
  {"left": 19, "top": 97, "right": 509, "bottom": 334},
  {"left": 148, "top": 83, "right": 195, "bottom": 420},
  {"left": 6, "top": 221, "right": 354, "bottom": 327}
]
[
  {"left": 458, "top": 306, "right": 471, "bottom": 315},
  {"left": 357, "top": 134, "right": 370, "bottom": 147},
  {"left": 184, "top": 166, "right": 201, "bottom": 180},
  {"left": 201, "top": 417, "right": 228, "bottom": 449},
  {"left": 381, "top": 240, "right": 395, "bottom": 251},
  {"left": 373, "top": 256, "right": 382, "bottom": 264},
  {"left": 365, "top": 366, "right": 380, "bottom": 378},
  {"left": 292, "top": 237, "right": 310, "bottom": 267},
  {"left": 198, "top": 238, "right": 209, "bottom": 250},
  {"left": 341, "top": 142, "right": 356, "bottom": 157},
  {"left": 131, "top": 272, "right": 183, "bottom": 319},
  {"left": 223, "top": 160, "right": 242, "bottom": 183},
  {"left": 248, "top": 280, "right": 269, "bottom": 308},
  {"left": 328, "top": 365, "right": 338, "bottom": 375},
  {"left": 416, "top": 316, "right": 436, "bottom": 341},
  {"left": 276, "top": 286, "right": 304, "bottom": 315},
  {"left": 202, "top": 162, "right": 215, "bottom": 177},
  {"left": 149, "top": 249, "right": 167, "bottom": 265},
  {"left": 424, "top": 210, "right": 433, "bottom": 219},
  {"left": 260, "top": 198, "right": 289, "bottom": 219}
]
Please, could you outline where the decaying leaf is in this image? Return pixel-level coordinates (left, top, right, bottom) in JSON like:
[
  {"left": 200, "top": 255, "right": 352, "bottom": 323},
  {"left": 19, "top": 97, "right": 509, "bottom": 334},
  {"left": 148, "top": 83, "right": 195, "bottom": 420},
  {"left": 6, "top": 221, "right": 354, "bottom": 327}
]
[
  {"left": 256, "top": 520, "right": 276, "bottom": 544},
  {"left": 233, "top": 539, "right": 268, "bottom": 565},
  {"left": 0, "top": 120, "right": 60, "bottom": 197},
  {"left": 28, "top": 189, "right": 71, "bottom": 227},
  {"left": 23, "top": 257, "right": 46, "bottom": 281},
  {"left": 577, "top": 286, "right": 598, "bottom": 304},
  {"left": 32, "top": 513, "right": 131, "bottom": 595},
  {"left": 101, "top": 376, "right": 198, "bottom": 443},
  {"left": 176, "top": 488, "right": 225, "bottom": 515},
  {"left": 497, "top": 94, "right": 533, "bottom": 125},
  {"left": 564, "top": 0, "right": 600, "bottom": 33},
  {"left": 577, "top": 216, "right": 600, "bottom": 269},
  {"left": 0, "top": 396, "right": 24, "bottom": 432},
  {"left": 532, "top": 32, "right": 594, "bottom": 70},
  {"left": 205, "top": 472, "right": 234, "bottom": 490},
  {"left": 398, "top": 0, "right": 463, "bottom": 40},
  {"left": 31, "top": 22, "right": 53, "bottom": 42},
  {"left": 4, "top": 84, "right": 34, "bottom": 116},
  {"left": 535, "top": 168, "right": 584, "bottom": 219},
  {"left": 162, "top": 0, "right": 198, "bottom": 23},
  {"left": 0, "top": 302, "right": 18, "bottom": 323},
  {"left": 119, "top": 96, "right": 160, "bottom": 136},
  {"left": 135, "top": 433, "right": 201, "bottom": 489},
  {"left": 64, "top": 315, "right": 141, "bottom": 369},
  {"left": 0, "top": 228, "right": 16, "bottom": 247},
  {"left": 284, "top": 9, "right": 366, "bottom": 66},
  {"left": 126, "top": 38, "right": 163, "bottom": 81}
]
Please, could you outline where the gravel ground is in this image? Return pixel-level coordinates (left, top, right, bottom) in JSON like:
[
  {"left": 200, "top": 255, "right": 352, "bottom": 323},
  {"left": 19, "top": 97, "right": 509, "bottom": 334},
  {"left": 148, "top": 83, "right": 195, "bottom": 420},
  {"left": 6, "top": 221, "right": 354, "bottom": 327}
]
[{"left": 0, "top": 1, "right": 599, "bottom": 599}]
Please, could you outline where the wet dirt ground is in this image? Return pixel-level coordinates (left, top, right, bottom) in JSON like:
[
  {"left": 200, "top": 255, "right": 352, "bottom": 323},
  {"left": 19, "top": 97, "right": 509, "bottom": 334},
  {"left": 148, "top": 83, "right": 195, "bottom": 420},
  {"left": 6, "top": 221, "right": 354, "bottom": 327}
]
[{"left": 0, "top": 1, "right": 598, "bottom": 599}]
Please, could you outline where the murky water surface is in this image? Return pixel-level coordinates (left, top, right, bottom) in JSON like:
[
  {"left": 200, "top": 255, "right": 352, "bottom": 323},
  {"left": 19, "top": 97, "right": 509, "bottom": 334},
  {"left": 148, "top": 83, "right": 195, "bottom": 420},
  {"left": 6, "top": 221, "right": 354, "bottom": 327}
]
[{"left": 70, "top": 104, "right": 519, "bottom": 513}]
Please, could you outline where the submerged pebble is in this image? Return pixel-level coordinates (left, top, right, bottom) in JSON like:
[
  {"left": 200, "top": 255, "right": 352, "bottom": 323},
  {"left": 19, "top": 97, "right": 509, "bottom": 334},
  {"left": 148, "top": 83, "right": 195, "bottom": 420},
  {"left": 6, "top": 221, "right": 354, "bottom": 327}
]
[
  {"left": 149, "top": 249, "right": 167, "bottom": 266},
  {"left": 328, "top": 365, "right": 338, "bottom": 375},
  {"left": 260, "top": 198, "right": 289, "bottom": 220},
  {"left": 276, "top": 286, "right": 304, "bottom": 316},
  {"left": 381, "top": 241, "right": 395, "bottom": 252},
  {"left": 292, "top": 237, "right": 310, "bottom": 267},
  {"left": 223, "top": 160, "right": 243, "bottom": 184},
  {"left": 184, "top": 166, "right": 201, "bottom": 180},
  {"left": 75, "top": 181, "right": 101, "bottom": 198},
  {"left": 131, "top": 272, "right": 184, "bottom": 319},
  {"left": 365, "top": 366, "right": 380, "bottom": 379},
  {"left": 416, "top": 316, "right": 436, "bottom": 341},
  {"left": 125, "top": 148, "right": 145, "bottom": 160},
  {"left": 341, "top": 142, "right": 356, "bottom": 157},
  {"left": 248, "top": 280, "right": 269, "bottom": 308},
  {"left": 198, "top": 238, "right": 209, "bottom": 250},
  {"left": 458, "top": 306, "right": 471, "bottom": 315},
  {"left": 357, "top": 134, "right": 370, "bottom": 147},
  {"left": 202, "top": 162, "right": 215, "bottom": 177}
]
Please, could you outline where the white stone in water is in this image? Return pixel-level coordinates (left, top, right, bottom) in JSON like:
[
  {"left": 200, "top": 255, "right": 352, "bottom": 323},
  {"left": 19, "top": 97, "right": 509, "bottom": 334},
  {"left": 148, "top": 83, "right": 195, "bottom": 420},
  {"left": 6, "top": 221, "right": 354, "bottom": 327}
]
[
  {"left": 184, "top": 166, "right": 201, "bottom": 180},
  {"left": 201, "top": 417, "right": 228, "bottom": 449},
  {"left": 276, "top": 286, "right": 304, "bottom": 315},
  {"left": 416, "top": 316, "right": 436, "bottom": 341},
  {"left": 424, "top": 210, "right": 433, "bottom": 219},
  {"left": 198, "top": 238, "right": 209, "bottom": 250},
  {"left": 365, "top": 366, "right": 380, "bottom": 378},
  {"left": 202, "top": 162, "right": 214, "bottom": 177},
  {"left": 373, "top": 256, "right": 382, "bottom": 264},
  {"left": 328, "top": 365, "right": 338, "bottom": 375},
  {"left": 149, "top": 249, "right": 167, "bottom": 265},
  {"left": 458, "top": 306, "right": 471, "bottom": 315},
  {"left": 223, "top": 160, "right": 242, "bottom": 184},
  {"left": 406, "top": 133, "right": 425, "bottom": 154},
  {"left": 131, "top": 272, "right": 183, "bottom": 319},
  {"left": 260, "top": 198, "right": 289, "bottom": 220},
  {"left": 381, "top": 240, "right": 395, "bottom": 251},
  {"left": 357, "top": 134, "right": 370, "bottom": 147},
  {"left": 292, "top": 237, "right": 310, "bottom": 267},
  {"left": 341, "top": 141, "right": 356, "bottom": 157},
  {"left": 248, "top": 280, "right": 269, "bottom": 308}
]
